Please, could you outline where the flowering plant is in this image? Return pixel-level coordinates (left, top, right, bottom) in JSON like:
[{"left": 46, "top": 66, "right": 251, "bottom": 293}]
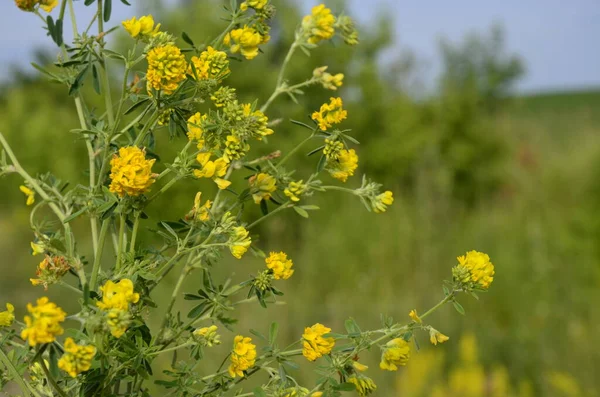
[{"left": 0, "top": 1, "right": 495, "bottom": 396}]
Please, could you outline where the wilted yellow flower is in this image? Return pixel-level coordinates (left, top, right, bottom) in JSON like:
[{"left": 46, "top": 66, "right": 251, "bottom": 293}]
[
  {"left": 193, "top": 325, "right": 221, "bottom": 347},
  {"left": 326, "top": 149, "right": 358, "bottom": 182},
  {"left": 372, "top": 191, "right": 393, "bottom": 213},
  {"left": 348, "top": 374, "right": 377, "bottom": 396},
  {"left": 224, "top": 26, "right": 264, "bottom": 60},
  {"left": 122, "top": 15, "right": 160, "bottom": 39},
  {"left": 193, "top": 153, "right": 231, "bottom": 190},
  {"left": 301, "top": 4, "right": 336, "bottom": 44},
  {"left": 223, "top": 135, "right": 249, "bottom": 163},
  {"left": 241, "top": 103, "right": 274, "bottom": 139},
  {"left": 249, "top": 173, "right": 277, "bottom": 204},
  {"left": 228, "top": 335, "right": 257, "bottom": 377},
  {"left": 265, "top": 252, "right": 294, "bottom": 280},
  {"left": 106, "top": 308, "right": 131, "bottom": 338},
  {"left": 109, "top": 146, "right": 156, "bottom": 197},
  {"left": 186, "top": 192, "right": 212, "bottom": 222},
  {"left": 15, "top": 0, "right": 37, "bottom": 11},
  {"left": 189, "top": 46, "right": 230, "bottom": 81},
  {"left": 39, "top": 0, "right": 58, "bottom": 12},
  {"left": 146, "top": 44, "right": 187, "bottom": 95},
  {"left": 429, "top": 328, "right": 450, "bottom": 345},
  {"left": 284, "top": 180, "right": 306, "bottom": 202},
  {"left": 0, "top": 303, "right": 15, "bottom": 327},
  {"left": 380, "top": 338, "right": 410, "bottom": 371},
  {"left": 409, "top": 309, "right": 422, "bottom": 324},
  {"left": 19, "top": 185, "right": 35, "bottom": 206},
  {"left": 58, "top": 337, "right": 96, "bottom": 377},
  {"left": 336, "top": 15, "right": 359, "bottom": 45},
  {"left": 229, "top": 226, "right": 252, "bottom": 259},
  {"left": 21, "top": 297, "right": 66, "bottom": 346},
  {"left": 311, "top": 97, "right": 347, "bottom": 131},
  {"left": 187, "top": 112, "right": 207, "bottom": 142},
  {"left": 302, "top": 323, "right": 335, "bottom": 361},
  {"left": 96, "top": 279, "right": 140, "bottom": 311},
  {"left": 454, "top": 250, "right": 495, "bottom": 290},
  {"left": 30, "top": 255, "right": 70, "bottom": 290},
  {"left": 240, "top": 0, "right": 267, "bottom": 11}
]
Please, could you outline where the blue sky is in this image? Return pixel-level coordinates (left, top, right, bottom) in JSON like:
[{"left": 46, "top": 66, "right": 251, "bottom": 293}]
[{"left": 1, "top": 0, "right": 598, "bottom": 92}]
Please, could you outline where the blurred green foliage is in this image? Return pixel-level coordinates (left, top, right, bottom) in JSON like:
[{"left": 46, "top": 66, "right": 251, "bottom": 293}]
[{"left": 1, "top": 0, "right": 599, "bottom": 395}]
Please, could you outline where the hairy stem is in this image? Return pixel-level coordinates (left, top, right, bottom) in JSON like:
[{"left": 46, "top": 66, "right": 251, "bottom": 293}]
[
  {"left": 115, "top": 213, "right": 126, "bottom": 271},
  {"left": 90, "top": 218, "right": 110, "bottom": 290},
  {"left": 0, "top": 348, "right": 39, "bottom": 397}
]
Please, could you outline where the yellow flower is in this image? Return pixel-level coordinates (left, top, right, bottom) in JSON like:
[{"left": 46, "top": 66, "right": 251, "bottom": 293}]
[
  {"left": 39, "top": 0, "right": 58, "bottom": 12},
  {"left": 0, "top": 303, "right": 15, "bottom": 327},
  {"left": 241, "top": 103, "right": 274, "bottom": 139},
  {"left": 57, "top": 338, "right": 96, "bottom": 378},
  {"left": 408, "top": 309, "right": 422, "bottom": 324},
  {"left": 326, "top": 149, "right": 358, "bottom": 182},
  {"left": 372, "top": 190, "right": 393, "bottom": 213},
  {"left": 229, "top": 226, "right": 252, "bottom": 259},
  {"left": 109, "top": 146, "right": 157, "bottom": 197},
  {"left": 186, "top": 192, "right": 212, "bottom": 222},
  {"left": 348, "top": 374, "right": 377, "bottom": 396},
  {"left": 353, "top": 361, "right": 369, "bottom": 372},
  {"left": 122, "top": 15, "right": 160, "bottom": 39},
  {"left": 240, "top": 0, "right": 267, "bottom": 11},
  {"left": 31, "top": 241, "right": 45, "bottom": 255},
  {"left": 146, "top": 44, "right": 187, "bottom": 95},
  {"left": 193, "top": 325, "right": 221, "bottom": 347},
  {"left": 312, "top": 393, "right": 323, "bottom": 397},
  {"left": 265, "top": 252, "right": 294, "bottom": 280},
  {"left": 15, "top": 0, "right": 37, "bottom": 11},
  {"left": 301, "top": 4, "right": 336, "bottom": 44},
  {"left": 223, "top": 135, "right": 249, "bottom": 163},
  {"left": 249, "top": 173, "right": 277, "bottom": 204},
  {"left": 302, "top": 323, "right": 335, "bottom": 361},
  {"left": 187, "top": 112, "right": 207, "bottom": 142},
  {"left": 454, "top": 250, "right": 495, "bottom": 290},
  {"left": 429, "top": 328, "right": 450, "bottom": 345},
  {"left": 19, "top": 185, "right": 35, "bottom": 206},
  {"left": 30, "top": 255, "right": 70, "bottom": 290},
  {"left": 323, "top": 138, "right": 344, "bottom": 160},
  {"left": 189, "top": 46, "right": 230, "bottom": 81},
  {"left": 193, "top": 153, "right": 231, "bottom": 190},
  {"left": 284, "top": 180, "right": 306, "bottom": 202},
  {"left": 97, "top": 279, "right": 140, "bottom": 311},
  {"left": 106, "top": 308, "right": 131, "bottom": 338},
  {"left": 380, "top": 338, "right": 410, "bottom": 371},
  {"left": 228, "top": 335, "right": 257, "bottom": 377},
  {"left": 224, "top": 26, "right": 264, "bottom": 60},
  {"left": 21, "top": 297, "right": 66, "bottom": 346},
  {"left": 211, "top": 86, "right": 237, "bottom": 108},
  {"left": 311, "top": 97, "right": 347, "bottom": 131}
]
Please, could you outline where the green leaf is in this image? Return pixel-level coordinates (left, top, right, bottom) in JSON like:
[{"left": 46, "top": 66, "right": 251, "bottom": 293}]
[
  {"left": 120, "top": 0, "right": 131, "bottom": 5},
  {"left": 260, "top": 199, "right": 268, "bottom": 216},
  {"left": 124, "top": 98, "right": 151, "bottom": 115},
  {"left": 92, "top": 64, "right": 101, "bottom": 94},
  {"left": 69, "top": 65, "right": 90, "bottom": 96},
  {"left": 317, "top": 154, "right": 327, "bottom": 173},
  {"left": 249, "top": 329, "right": 267, "bottom": 341},
  {"left": 307, "top": 145, "right": 325, "bottom": 156},
  {"left": 103, "top": 0, "right": 112, "bottom": 22},
  {"left": 84, "top": 0, "right": 95, "bottom": 5},
  {"left": 48, "top": 344, "right": 59, "bottom": 378},
  {"left": 300, "top": 205, "right": 320, "bottom": 211},
  {"left": 187, "top": 303, "right": 208, "bottom": 319},
  {"left": 269, "top": 322, "right": 279, "bottom": 345},
  {"left": 344, "top": 317, "right": 361, "bottom": 334},
  {"left": 290, "top": 119, "right": 314, "bottom": 130},
  {"left": 160, "top": 221, "right": 179, "bottom": 239},
  {"left": 182, "top": 32, "right": 195, "bottom": 46},
  {"left": 335, "top": 383, "right": 357, "bottom": 391},
  {"left": 253, "top": 387, "right": 267, "bottom": 397},
  {"left": 63, "top": 207, "right": 87, "bottom": 224},
  {"left": 453, "top": 301, "right": 466, "bottom": 315},
  {"left": 293, "top": 206, "right": 309, "bottom": 218},
  {"left": 54, "top": 19, "right": 63, "bottom": 47}
]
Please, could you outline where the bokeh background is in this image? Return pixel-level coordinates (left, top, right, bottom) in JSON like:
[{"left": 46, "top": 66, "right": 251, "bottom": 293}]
[{"left": 1, "top": 0, "right": 599, "bottom": 396}]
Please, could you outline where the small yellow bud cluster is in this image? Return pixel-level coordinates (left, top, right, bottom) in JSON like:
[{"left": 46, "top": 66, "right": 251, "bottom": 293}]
[
  {"left": 313, "top": 66, "right": 344, "bottom": 91},
  {"left": 284, "top": 180, "right": 307, "bottom": 202},
  {"left": 224, "top": 135, "right": 250, "bottom": 163},
  {"left": 58, "top": 338, "right": 96, "bottom": 377},
  {"left": 312, "top": 97, "right": 347, "bottom": 131},
  {"left": 323, "top": 138, "right": 344, "bottom": 160},
  {"left": 301, "top": 4, "right": 336, "bottom": 44},
  {"left": 96, "top": 279, "right": 140, "bottom": 338},
  {"left": 193, "top": 325, "right": 221, "bottom": 347},
  {"left": 189, "top": 46, "right": 230, "bottom": 82},
  {"left": 249, "top": 173, "right": 277, "bottom": 204},
  {"left": 0, "top": 303, "right": 15, "bottom": 327},
  {"left": 211, "top": 86, "right": 237, "bottom": 108},
  {"left": 348, "top": 374, "right": 377, "bottom": 396}
]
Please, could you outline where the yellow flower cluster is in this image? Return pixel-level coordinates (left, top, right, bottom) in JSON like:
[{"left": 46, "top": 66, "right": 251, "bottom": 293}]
[
  {"left": 313, "top": 66, "right": 344, "bottom": 90},
  {"left": 223, "top": 135, "right": 250, "bottom": 163},
  {"left": 194, "top": 153, "right": 231, "bottom": 190},
  {"left": 249, "top": 173, "right": 277, "bottom": 204},
  {"left": 323, "top": 138, "right": 344, "bottom": 160},
  {"left": 302, "top": 323, "right": 335, "bottom": 361},
  {"left": 30, "top": 255, "right": 70, "bottom": 290},
  {"left": 371, "top": 191, "right": 394, "bottom": 213},
  {"left": 21, "top": 297, "right": 66, "bottom": 346},
  {"left": 229, "top": 226, "right": 252, "bottom": 259},
  {"left": 312, "top": 97, "right": 347, "bottom": 131},
  {"left": 228, "top": 335, "right": 257, "bottom": 377},
  {"left": 146, "top": 44, "right": 187, "bottom": 95},
  {"left": 187, "top": 112, "right": 207, "bottom": 142},
  {"left": 326, "top": 148, "right": 358, "bottom": 182},
  {"left": 57, "top": 337, "right": 96, "bottom": 377},
  {"left": 122, "top": 15, "right": 160, "bottom": 39},
  {"left": 189, "top": 46, "right": 230, "bottom": 81},
  {"left": 19, "top": 185, "right": 35, "bottom": 206},
  {"left": 302, "top": 4, "right": 336, "bottom": 44},
  {"left": 109, "top": 146, "right": 157, "bottom": 197},
  {"left": 265, "top": 252, "right": 294, "bottom": 280},
  {"left": 97, "top": 279, "right": 140, "bottom": 338},
  {"left": 186, "top": 192, "right": 211, "bottom": 222},
  {"left": 284, "top": 180, "right": 306, "bottom": 202},
  {"left": 240, "top": 0, "right": 267, "bottom": 11},
  {"left": 211, "top": 86, "right": 237, "bottom": 108},
  {"left": 224, "top": 26, "right": 264, "bottom": 60},
  {"left": 241, "top": 103, "right": 274, "bottom": 140},
  {"left": 15, "top": 0, "right": 57, "bottom": 12},
  {"left": 429, "top": 328, "right": 450, "bottom": 345},
  {"left": 348, "top": 374, "right": 377, "bottom": 397},
  {"left": 0, "top": 303, "right": 15, "bottom": 327},
  {"left": 193, "top": 325, "right": 221, "bottom": 347},
  {"left": 454, "top": 250, "right": 495, "bottom": 290},
  {"left": 380, "top": 338, "right": 410, "bottom": 371}
]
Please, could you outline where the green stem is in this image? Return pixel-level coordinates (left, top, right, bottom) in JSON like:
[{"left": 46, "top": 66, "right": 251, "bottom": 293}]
[
  {"left": 260, "top": 41, "right": 298, "bottom": 113},
  {"left": 90, "top": 219, "right": 110, "bottom": 290},
  {"left": 38, "top": 355, "right": 69, "bottom": 397},
  {"left": 59, "top": 281, "right": 83, "bottom": 294},
  {"left": 115, "top": 213, "right": 126, "bottom": 271},
  {"left": 278, "top": 133, "right": 315, "bottom": 167},
  {"left": 129, "top": 213, "right": 140, "bottom": 253},
  {"left": 321, "top": 185, "right": 358, "bottom": 194},
  {"left": 149, "top": 342, "right": 193, "bottom": 357},
  {"left": 0, "top": 348, "right": 38, "bottom": 397},
  {"left": 147, "top": 176, "right": 180, "bottom": 203},
  {"left": 159, "top": 265, "right": 192, "bottom": 334},
  {"left": 133, "top": 113, "right": 159, "bottom": 146},
  {"left": 246, "top": 203, "right": 292, "bottom": 230},
  {"left": 420, "top": 292, "right": 455, "bottom": 320}
]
